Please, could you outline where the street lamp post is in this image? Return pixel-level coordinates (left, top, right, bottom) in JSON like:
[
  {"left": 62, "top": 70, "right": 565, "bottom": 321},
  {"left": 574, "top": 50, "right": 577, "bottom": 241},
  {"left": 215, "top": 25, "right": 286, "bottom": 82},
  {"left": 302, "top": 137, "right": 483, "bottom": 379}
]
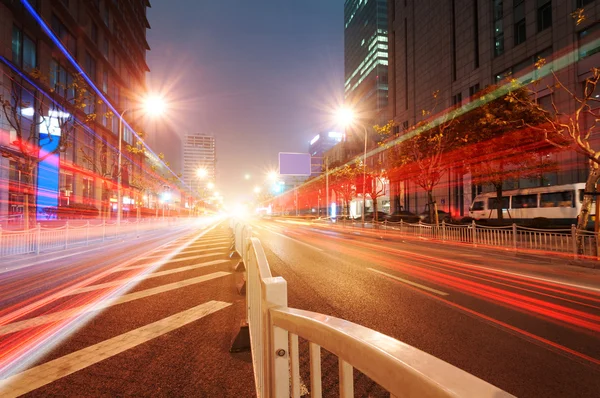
[
  {"left": 335, "top": 107, "right": 369, "bottom": 227},
  {"left": 358, "top": 124, "right": 367, "bottom": 227},
  {"left": 116, "top": 96, "right": 165, "bottom": 227},
  {"left": 116, "top": 108, "right": 128, "bottom": 227}
]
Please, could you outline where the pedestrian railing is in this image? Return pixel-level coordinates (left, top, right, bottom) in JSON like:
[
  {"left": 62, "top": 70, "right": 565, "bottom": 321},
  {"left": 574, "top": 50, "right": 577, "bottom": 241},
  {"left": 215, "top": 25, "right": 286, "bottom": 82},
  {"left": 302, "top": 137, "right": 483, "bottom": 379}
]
[
  {"left": 230, "top": 218, "right": 513, "bottom": 397},
  {"left": 376, "top": 220, "right": 599, "bottom": 259},
  {"left": 0, "top": 218, "right": 186, "bottom": 258}
]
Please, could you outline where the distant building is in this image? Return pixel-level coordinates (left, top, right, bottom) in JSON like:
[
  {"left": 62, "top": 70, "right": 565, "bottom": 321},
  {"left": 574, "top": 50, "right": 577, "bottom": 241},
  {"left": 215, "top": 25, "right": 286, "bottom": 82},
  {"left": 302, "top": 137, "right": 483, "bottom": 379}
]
[
  {"left": 309, "top": 131, "right": 344, "bottom": 176},
  {"left": 182, "top": 133, "right": 216, "bottom": 194},
  {"left": 387, "top": 0, "right": 600, "bottom": 216},
  {"left": 344, "top": 0, "right": 389, "bottom": 126}
]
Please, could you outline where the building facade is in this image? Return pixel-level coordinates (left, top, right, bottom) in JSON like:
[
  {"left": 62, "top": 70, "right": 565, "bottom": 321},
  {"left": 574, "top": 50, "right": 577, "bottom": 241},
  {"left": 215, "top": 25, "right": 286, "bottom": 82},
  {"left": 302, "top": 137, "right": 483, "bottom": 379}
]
[
  {"left": 182, "top": 133, "right": 216, "bottom": 195},
  {"left": 309, "top": 131, "right": 344, "bottom": 176},
  {"left": 387, "top": 0, "right": 600, "bottom": 217},
  {"left": 0, "top": 0, "right": 178, "bottom": 223},
  {"left": 344, "top": 0, "right": 390, "bottom": 126}
]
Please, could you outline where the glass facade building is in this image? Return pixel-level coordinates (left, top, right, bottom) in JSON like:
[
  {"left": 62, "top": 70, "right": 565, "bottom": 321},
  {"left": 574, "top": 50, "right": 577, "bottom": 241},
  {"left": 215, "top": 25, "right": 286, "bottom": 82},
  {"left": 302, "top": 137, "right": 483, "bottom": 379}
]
[{"left": 344, "top": 0, "right": 389, "bottom": 124}]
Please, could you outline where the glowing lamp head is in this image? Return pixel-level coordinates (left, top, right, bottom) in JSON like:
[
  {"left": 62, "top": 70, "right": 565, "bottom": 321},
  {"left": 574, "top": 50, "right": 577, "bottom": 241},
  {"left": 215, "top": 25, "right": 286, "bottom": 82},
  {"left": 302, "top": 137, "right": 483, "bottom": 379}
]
[
  {"left": 207, "top": 182, "right": 215, "bottom": 190},
  {"left": 197, "top": 168, "right": 208, "bottom": 178},
  {"left": 143, "top": 95, "right": 166, "bottom": 116},
  {"left": 254, "top": 186, "right": 261, "bottom": 194},
  {"left": 335, "top": 107, "right": 355, "bottom": 127},
  {"left": 267, "top": 171, "right": 278, "bottom": 181}
]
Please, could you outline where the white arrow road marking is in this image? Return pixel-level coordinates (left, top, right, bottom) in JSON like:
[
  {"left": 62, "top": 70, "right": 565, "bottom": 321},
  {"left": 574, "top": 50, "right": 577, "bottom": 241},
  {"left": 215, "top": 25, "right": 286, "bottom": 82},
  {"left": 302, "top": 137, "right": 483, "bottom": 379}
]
[
  {"left": 66, "top": 260, "right": 230, "bottom": 295},
  {"left": 367, "top": 268, "right": 449, "bottom": 296},
  {"left": 0, "top": 301, "right": 232, "bottom": 397},
  {"left": 0, "top": 272, "right": 231, "bottom": 336}
]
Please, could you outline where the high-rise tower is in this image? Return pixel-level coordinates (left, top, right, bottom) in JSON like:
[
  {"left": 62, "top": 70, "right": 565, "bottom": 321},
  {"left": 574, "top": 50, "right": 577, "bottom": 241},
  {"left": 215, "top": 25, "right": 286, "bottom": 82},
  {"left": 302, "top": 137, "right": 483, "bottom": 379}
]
[
  {"left": 344, "top": 0, "right": 389, "bottom": 125},
  {"left": 182, "top": 133, "right": 216, "bottom": 194}
]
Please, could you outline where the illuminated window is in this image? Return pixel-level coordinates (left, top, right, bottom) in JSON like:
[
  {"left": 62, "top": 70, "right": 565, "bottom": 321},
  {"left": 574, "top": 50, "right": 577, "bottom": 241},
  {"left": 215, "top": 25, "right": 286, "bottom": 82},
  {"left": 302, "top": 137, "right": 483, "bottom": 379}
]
[
  {"left": 11, "top": 27, "right": 21, "bottom": 65},
  {"left": 579, "top": 23, "right": 600, "bottom": 59},
  {"left": 12, "top": 26, "right": 36, "bottom": 71},
  {"left": 102, "top": 70, "right": 108, "bottom": 93},
  {"left": 493, "top": 0, "right": 504, "bottom": 56}
]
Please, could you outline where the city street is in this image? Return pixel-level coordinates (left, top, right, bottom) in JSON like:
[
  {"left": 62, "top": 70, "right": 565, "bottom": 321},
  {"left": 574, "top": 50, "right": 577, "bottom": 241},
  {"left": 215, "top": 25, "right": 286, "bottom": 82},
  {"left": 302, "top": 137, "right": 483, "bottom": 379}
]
[
  {"left": 0, "top": 219, "right": 254, "bottom": 397},
  {"left": 250, "top": 217, "right": 600, "bottom": 398}
]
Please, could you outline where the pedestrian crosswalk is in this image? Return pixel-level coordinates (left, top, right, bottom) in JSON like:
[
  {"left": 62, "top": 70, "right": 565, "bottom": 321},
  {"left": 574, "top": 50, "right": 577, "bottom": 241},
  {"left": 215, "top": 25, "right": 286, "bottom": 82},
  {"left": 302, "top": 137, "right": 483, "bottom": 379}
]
[{"left": 0, "top": 222, "right": 245, "bottom": 396}]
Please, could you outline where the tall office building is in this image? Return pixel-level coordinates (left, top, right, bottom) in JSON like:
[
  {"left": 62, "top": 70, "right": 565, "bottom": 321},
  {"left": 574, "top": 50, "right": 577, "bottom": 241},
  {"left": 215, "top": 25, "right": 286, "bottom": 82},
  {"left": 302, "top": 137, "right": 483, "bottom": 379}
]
[
  {"left": 0, "top": 0, "right": 154, "bottom": 221},
  {"left": 344, "top": 0, "right": 389, "bottom": 125},
  {"left": 182, "top": 133, "right": 216, "bottom": 194},
  {"left": 387, "top": 0, "right": 600, "bottom": 216}
]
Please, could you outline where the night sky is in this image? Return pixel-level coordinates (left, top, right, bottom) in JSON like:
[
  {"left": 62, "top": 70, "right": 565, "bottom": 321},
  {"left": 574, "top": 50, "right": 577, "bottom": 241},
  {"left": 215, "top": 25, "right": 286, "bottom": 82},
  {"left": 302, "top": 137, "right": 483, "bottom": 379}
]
[{"left": 146, "top": 0, "right": 344, "bottom": 206}]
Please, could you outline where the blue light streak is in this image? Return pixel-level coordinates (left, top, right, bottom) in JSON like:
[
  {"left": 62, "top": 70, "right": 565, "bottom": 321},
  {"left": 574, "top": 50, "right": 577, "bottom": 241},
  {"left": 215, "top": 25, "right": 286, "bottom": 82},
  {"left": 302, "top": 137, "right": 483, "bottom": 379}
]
[
  {"left": 19, "top": 0, "right": 186, "bottom": 188},
  {"left": 0, "top": 56, "right": 133, "bottom": 167}
]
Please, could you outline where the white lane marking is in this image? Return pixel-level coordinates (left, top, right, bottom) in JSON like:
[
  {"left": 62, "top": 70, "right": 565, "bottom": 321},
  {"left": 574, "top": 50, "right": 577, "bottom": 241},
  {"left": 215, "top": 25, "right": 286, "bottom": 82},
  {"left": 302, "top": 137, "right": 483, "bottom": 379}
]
[
  {"left": 360, "top": 241, "right": 600, "bottom": 294},
  {"left": 0, "top": 224, "right": 224, "bottom": 329},
  {"left": 0, "top": 272, "right": 231, "bottom": 336},
  {"left": 168, "top": 253, "right": 225, "bottom": 263},
  {"left": 189, "top": 238, "right": 231, "bottom": 245},
  {"left": 0, "top": 301, "right": 231, "bottom": 397},
  {"left": 117, "top": 258, "right": 227, "bottom": 272},
  {"left": 367, "top": 268, "right": 449, "bottom": 296},
  {"left": 267, "top": 230, "right": 324, "bottom": 252},
  {"left": 67, "top": 260, "right": 230, "bottom": 295},
  {"left": 179, "top": 246, "right": 229, "bottom": 254}
]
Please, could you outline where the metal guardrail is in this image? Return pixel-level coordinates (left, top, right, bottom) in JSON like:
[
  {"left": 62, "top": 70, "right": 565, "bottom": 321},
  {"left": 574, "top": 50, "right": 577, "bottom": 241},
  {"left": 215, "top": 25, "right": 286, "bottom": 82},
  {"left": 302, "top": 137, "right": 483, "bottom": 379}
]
[
  {"left": 0, "top": 218, "right": 185, "bottom": 258},
  {"left": 320, "top": 218, "right": 599, "bottom": 259},
  {"left": 230, "top": 218, "right": 513, "bottom": 397}
]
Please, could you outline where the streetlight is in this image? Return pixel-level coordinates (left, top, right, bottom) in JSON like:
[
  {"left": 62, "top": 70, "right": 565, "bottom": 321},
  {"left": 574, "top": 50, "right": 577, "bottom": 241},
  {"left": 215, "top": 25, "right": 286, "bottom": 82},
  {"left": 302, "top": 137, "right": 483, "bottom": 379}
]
[
  {"left": 335, "top": 107, "right": 368, "bottom": 226},
  {"left": 117, "top": 95, "right": 166, "bottom": 226},
  {"left": 196, "top": 168, "right": 208, "bottom": 179},
  {"left": 207, "top": 182, "right": 215, "bottom": 190},
  {"left": 267, "top": 170, "right": 278, "bottom": 181},
  {"left": 253, "top": 186, "right": 261, "bottom": 194},
  {"left": 244, "top": 174, "right": 251, "bottom": 180}
]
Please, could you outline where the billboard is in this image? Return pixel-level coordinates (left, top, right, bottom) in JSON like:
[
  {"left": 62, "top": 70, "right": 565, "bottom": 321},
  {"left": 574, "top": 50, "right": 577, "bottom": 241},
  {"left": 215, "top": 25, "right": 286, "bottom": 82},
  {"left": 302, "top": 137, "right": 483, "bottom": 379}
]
[{"left": 279, "top": 152, "right": 311, "bottom": 176}]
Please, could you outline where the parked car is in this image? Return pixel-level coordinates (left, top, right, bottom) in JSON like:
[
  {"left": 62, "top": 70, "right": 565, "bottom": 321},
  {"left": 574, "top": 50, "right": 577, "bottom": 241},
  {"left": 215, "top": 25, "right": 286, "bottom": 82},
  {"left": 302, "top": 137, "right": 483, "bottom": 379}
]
[
  {"left": 419, "top": 209, "right": 452, "bottom": 223},
  {"left": 384, "top": 210, "right": 420, "bottom": 223},
  {"left": 362, "top": 211, "right": 389, "bottom": 222}
]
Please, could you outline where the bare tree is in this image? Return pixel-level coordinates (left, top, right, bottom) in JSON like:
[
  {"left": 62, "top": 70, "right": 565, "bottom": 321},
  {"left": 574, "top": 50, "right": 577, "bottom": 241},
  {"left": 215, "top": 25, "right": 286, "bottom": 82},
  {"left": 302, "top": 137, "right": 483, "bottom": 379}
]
[
  {"left": 1, "top": 70, "right": 94, "bottom": 228},
  {"left": 460, "top": 84, "right": 556, "bottom": 221},
  {"left": 514, "top": 67, "right": 599, "bottom": 232},
  {"left": 329, "top": 162, "right": 358, "bottom": 218}
]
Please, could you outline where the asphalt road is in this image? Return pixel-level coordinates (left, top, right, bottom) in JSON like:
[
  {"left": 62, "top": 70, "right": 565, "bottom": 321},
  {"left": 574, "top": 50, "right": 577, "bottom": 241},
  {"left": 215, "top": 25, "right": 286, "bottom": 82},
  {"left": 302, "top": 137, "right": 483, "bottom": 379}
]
[
  {"left": 0, "top": 218, "right": 254, "bottom": 397},
  {"left": 250, "top": 217, "right": 600, "bottom": 398}
]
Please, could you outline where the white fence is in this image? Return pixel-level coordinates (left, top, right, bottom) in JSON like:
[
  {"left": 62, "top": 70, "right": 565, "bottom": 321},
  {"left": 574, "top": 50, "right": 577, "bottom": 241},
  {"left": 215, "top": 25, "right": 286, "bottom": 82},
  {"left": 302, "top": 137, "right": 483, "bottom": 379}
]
[
  {"left": 329, "top": 219, "right": 599, "bottom": 259},
  {"left": 230, "top": 219, "right": 513, "bottom": 398},
  {"left": 0, "top": 218, "right": 184, "bottom": 258}
]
